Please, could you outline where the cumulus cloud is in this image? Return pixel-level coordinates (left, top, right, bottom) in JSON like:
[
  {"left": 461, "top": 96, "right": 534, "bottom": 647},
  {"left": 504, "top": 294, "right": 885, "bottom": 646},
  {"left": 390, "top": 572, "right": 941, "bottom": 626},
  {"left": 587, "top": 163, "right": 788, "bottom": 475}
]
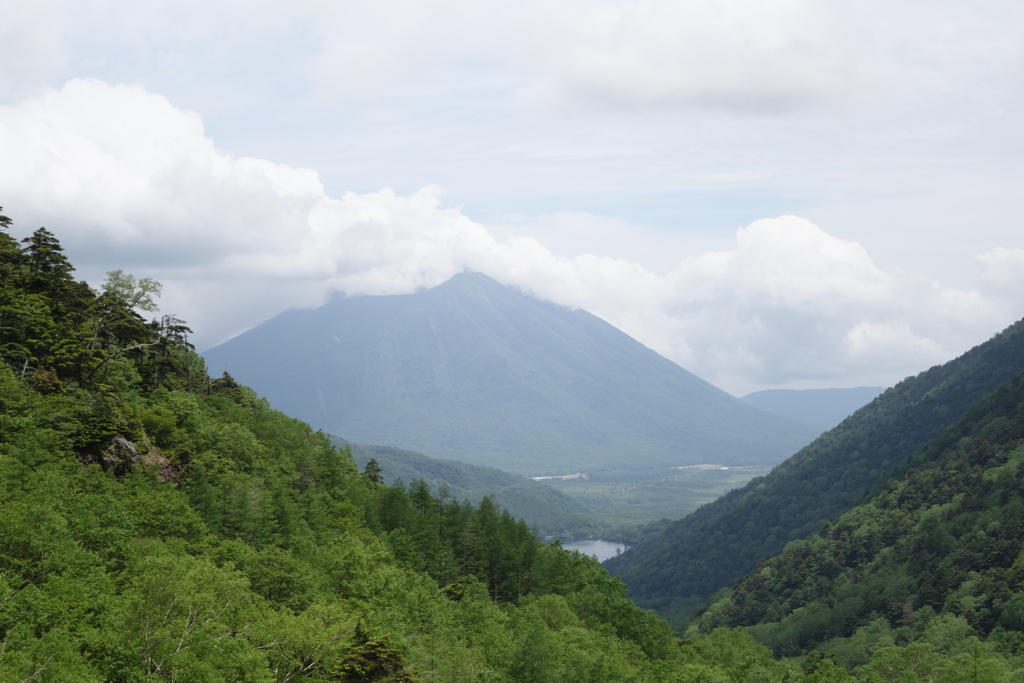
[
  {"left": 974, "top": 247, "right": 1024, "bottom": 322},
  {"left": 977, "top": 247, "right": 1024, "bottom": 291},
  {"left": 0, "top": 79, "right": 1013, "bottom": 394},
  {"left": 0, "top": 80, "right": 563, "bottom": 343},
  {"left": 639, "top": 216, "right": 1007, "bottom": 390}
]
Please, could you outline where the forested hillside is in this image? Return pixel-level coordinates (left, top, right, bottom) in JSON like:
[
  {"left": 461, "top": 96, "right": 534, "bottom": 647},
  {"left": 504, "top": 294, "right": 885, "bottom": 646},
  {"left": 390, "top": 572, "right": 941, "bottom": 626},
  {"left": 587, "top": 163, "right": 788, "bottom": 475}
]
[
  {"left": 0, "top": 211, "right": 694, "bottom": 679},
  {"left": 606, "top": 314, "right": 1024, "bottom": 626},
  {"left": 10, "top": 209, "right": 1024, "bottom": 681},
  {"left": 692, "top": 367, "right": 1024, "bottom": 676},
  {"left": 3, "top": 210, "right": 881, "bottom": 681},
  {"left": 345, "top": 442, "right": 598, "bottom": 538}
]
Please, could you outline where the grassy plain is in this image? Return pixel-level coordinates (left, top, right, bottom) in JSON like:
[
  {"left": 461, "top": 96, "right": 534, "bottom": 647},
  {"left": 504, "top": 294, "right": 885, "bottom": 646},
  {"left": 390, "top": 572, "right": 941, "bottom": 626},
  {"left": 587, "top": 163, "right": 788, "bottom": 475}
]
[{"left": 540, "top": 465, "right": 771, "bottom": 539}]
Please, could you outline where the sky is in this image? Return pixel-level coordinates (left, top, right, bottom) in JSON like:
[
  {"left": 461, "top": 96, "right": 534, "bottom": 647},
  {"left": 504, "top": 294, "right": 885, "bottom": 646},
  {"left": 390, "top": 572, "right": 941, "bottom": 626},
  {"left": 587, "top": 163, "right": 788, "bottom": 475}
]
[{"left": 1, "top": 1, "right": 1022, "bottom": 395}]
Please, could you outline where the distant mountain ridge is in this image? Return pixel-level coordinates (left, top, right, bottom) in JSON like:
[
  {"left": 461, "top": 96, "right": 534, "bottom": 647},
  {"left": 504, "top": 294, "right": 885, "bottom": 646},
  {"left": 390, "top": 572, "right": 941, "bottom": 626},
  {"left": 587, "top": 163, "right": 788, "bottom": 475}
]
[
  {"left": 203, "top": 272, "right": 818, "bottom": 475},
  {"left": 340, "top": 440, "right": 598, "bottom": 537},
  {"left": 741, "top": 386, "right": 883, "bottom": 430},
  {"left": 605, "top": 316, "right": 1024, "bottom": 627}
]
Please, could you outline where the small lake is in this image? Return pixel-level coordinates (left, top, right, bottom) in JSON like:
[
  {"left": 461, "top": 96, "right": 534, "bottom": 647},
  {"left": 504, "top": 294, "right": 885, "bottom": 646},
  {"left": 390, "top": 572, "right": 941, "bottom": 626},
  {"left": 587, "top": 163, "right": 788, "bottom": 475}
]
[{"left": 561, "top": 539, "right": 629, "bottom": 562}]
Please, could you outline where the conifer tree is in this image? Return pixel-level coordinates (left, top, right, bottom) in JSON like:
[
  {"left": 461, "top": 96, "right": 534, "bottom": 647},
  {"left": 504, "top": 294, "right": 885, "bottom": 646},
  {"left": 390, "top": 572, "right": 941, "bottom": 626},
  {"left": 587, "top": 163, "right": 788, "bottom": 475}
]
[
  {"left": 333, "top": 622, "right": 419, "bottom": 682},
  {"left": 363, "top": 458, "right": 384, "bottom": 484}
]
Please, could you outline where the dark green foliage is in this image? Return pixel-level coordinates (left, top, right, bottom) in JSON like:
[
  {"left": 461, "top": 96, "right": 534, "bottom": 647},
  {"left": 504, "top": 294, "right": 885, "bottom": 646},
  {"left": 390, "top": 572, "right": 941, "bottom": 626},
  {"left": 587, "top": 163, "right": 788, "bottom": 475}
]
[
  {"left": 691, "top": 369, "right": 1024, "bottom": 674},
  {"left": 606, "top": 317, "right": 1024, "bottom": 627},
  {"left": 0, "top": 212, "right": 198, "bottom": 395},
  {"left": 333, "top": 622, "right": 419, "bottom": 682},
  {"left": 2, "top": 216, "right": 719, "bottom": 680},
  {"left": 10, "top": 215, "right": 1021, "bottom": 680},
  {"left": 363, "top": 457, "right": 384, "bottom": 483}
]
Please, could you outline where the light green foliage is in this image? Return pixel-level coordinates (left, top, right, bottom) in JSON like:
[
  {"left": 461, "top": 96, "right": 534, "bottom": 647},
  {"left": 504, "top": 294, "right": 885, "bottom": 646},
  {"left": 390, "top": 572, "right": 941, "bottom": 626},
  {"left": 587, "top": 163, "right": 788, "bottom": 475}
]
[
  {"left": 852, "top": 641, "right": 1016, "bottom": 683},
  {"left": 676, "top": 629, "right": 812, "bottom": 682},
  {"left": 5, "top": 217, "right": 723, "bottom": 680},
  {"left": 101, "top": 545, "right": 273, "bottom": 681},
  {"left": 9, "top": 215, "right": 1024, "bottom": 681},
  {"left": 102, "top": 268, "right": 163, "bottom": 313}
]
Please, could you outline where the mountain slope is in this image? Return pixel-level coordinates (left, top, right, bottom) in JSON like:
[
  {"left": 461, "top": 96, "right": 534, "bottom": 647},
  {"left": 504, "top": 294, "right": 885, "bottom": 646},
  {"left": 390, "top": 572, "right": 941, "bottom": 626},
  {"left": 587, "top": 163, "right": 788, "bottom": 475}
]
[
  {"left": 344, "top": 441, "right": 598, "bottom": 537},
  {"left": 605, "top": 317, "right": 1024, "bottom": 627},
  {"left": 203, "top": 272, "right": 817, "bottom": 475},
  {"left": 695, "top": 368, "right": 1024, "bottom": 667},
  {"left": 741, "top": 386, "right": 883, "bottom": 430},
  {"left": 0, "top": 215, "right": 720, "bottom": 680}
]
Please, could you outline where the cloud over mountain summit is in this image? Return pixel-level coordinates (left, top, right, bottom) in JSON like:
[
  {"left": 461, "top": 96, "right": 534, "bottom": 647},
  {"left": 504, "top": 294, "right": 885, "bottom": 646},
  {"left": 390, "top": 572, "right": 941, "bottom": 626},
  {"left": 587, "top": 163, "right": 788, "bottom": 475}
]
[{"left": 3, "top": 78, "right": 1018, "bottom": 394}]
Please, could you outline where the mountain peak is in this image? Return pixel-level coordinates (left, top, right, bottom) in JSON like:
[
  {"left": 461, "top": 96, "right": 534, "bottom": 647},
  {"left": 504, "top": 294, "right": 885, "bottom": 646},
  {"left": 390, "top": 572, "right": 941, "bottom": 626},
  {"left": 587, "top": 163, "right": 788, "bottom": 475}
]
[
  {"left": 438, "top": 270, "right": 496, "bottom": 285},
  {"left": 204, "top": 277, "right": 816, "bottom": 475},
  {"left": 429, "top": 271, "right": 537, "bottom": 302}
]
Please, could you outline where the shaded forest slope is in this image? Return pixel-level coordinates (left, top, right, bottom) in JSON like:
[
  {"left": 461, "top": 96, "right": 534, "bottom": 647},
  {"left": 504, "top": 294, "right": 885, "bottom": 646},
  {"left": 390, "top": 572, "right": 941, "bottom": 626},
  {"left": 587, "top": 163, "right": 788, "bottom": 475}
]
[
  {"left": 606, "top": 315, "right": 1024, "bottom": 627},
  {"left": 694, "top": 367, "right": 1024, "bottom": 672}
]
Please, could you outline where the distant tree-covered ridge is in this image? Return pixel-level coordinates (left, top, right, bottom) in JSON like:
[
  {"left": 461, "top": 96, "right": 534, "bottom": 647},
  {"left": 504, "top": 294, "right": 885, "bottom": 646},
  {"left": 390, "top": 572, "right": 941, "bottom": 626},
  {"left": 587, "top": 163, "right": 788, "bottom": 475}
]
[
  {"left": 606, "top": 311, "right": 1024, "bottom": 627},
  {"left": 343, "top": 441, "right": 599, "bottom": 538}
]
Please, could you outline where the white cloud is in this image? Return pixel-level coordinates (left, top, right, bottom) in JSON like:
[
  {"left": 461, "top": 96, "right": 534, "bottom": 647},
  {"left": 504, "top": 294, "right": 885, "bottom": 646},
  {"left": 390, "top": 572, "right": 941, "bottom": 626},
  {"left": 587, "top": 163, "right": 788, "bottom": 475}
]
[
  {"left": 639, "top": 216, "right": 1003, "bottom": 390},
  {"left": 0, "top": 79, "right": 1017, "bottom": 396},
  {"left": 299, "top": 0, "right": 871, "bottom": 111},
  {"left": 5, "top": 1, "right": 1023, "bottom": 123},
  {"left": 977, "top": 247, "right": 1024, "bottom": 290},
  {"left": 0, "top": 79, "right": 562, "bottom": 342},
  {"left": 294, "top": 0, "right": 1024, "bottom": 115},
  {"left": 512, "top": 0, "right": 870, "bottom": 112},
  {"left": 974, "top": 247, "right": 1024, "bottom": 322},
  {"left": 845, "top": 321, "right": 947, "bottom": 364}
]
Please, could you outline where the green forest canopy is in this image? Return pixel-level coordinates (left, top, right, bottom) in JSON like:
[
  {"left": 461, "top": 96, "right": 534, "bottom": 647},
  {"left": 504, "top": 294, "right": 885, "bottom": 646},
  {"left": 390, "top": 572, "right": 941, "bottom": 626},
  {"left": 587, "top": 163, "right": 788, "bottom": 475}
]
[
  {"left": 606, "top": 314, "right": 1024, "bottom": 628},
  {"left": 4, "top": 208, "right": 1024, "bottom": 680},
  {"left": 691, "top": 368, "right": 1024, "bottom": 678}
]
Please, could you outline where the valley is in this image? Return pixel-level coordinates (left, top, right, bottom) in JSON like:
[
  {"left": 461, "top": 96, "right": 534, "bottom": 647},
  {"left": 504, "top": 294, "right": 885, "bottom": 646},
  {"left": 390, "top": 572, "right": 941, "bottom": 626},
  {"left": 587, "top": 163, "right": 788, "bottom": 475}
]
[
  {"left": 348, "top": 439, "right": 772, "bottom": 539},
  {"left": 204, "top": 271, "right": 820, "bottom": 541},
  {"left": 7, "top": 213, "right": 1024, "bottom": 679},
  {"left": 5, "top": 3, "right": 1022, "bottom": 679},
  {"left": 203, "top": 272, "right": 819, "bottom": 476},
  {"left": 540, "top": 464, "right": 772, "bottom": 532}
]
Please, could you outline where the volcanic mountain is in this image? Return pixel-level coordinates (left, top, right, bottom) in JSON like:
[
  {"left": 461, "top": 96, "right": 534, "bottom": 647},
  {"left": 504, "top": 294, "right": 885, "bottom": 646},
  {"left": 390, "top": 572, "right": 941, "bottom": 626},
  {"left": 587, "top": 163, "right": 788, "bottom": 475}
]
[{"left": 202, "top": 272, "right": 818, "bottom": 475}]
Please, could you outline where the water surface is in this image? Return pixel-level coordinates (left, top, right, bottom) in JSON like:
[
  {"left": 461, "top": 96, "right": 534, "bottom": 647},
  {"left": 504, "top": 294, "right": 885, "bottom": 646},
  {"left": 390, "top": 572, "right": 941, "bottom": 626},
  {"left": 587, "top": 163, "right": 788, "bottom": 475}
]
[{"left": 562, "top": 539, "right": 628, "bottom": 563}]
